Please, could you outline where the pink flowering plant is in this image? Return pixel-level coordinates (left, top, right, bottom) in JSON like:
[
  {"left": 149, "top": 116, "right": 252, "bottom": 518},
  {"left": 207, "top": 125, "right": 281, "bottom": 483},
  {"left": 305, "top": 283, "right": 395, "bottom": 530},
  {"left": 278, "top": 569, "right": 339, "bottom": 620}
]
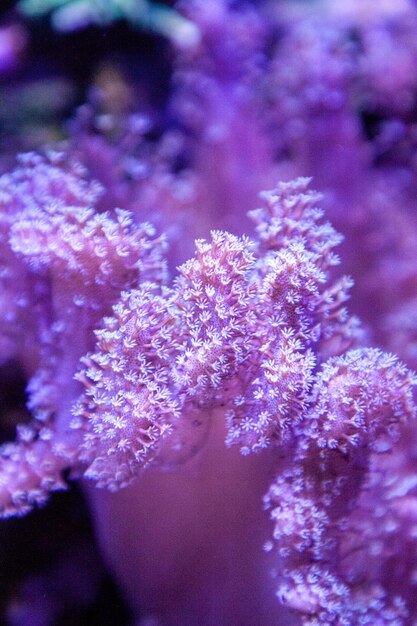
[{"left": 2, "top": 1, "right": 417, "bottom": 625}]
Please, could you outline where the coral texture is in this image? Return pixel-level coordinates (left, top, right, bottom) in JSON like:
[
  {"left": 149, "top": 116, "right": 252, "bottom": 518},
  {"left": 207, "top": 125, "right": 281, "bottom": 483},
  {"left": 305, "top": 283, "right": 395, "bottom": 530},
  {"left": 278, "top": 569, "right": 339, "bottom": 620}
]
[{"left": 2, "top": 0, "right": 417, "bottom": 625}]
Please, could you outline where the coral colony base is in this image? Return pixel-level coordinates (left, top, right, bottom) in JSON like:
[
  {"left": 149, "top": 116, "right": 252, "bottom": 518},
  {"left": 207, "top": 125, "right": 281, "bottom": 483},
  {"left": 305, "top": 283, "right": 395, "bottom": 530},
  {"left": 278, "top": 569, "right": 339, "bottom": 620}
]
[{"left": 2, "top": 0, "right": 417, "bottom": 625}]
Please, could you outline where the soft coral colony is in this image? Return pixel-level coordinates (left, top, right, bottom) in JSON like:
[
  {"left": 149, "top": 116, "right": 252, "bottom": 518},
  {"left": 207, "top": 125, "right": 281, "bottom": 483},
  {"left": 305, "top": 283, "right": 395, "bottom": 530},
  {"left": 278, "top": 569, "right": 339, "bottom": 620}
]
[{"left": 2, "top": 0, "right": 417, "bottom": 625}]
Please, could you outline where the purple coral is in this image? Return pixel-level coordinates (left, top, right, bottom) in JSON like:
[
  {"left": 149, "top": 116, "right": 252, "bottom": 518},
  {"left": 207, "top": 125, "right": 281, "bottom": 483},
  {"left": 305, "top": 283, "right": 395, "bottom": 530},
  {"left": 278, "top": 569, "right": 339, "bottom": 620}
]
[
  {"left": 265, "top": 348, "right": 417, "bottom": 624},
  {"left": 1, "top": 0, "right": 417, "bottom": 625},
  {"left": 68, "top": 178, "right": 357, "bottom": 494},
  {"left": 2, "top": 161, "right": 415, "bottom": 624},
  {"left": 0, "top": 152, "right": 167, "bottom": 516}
]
